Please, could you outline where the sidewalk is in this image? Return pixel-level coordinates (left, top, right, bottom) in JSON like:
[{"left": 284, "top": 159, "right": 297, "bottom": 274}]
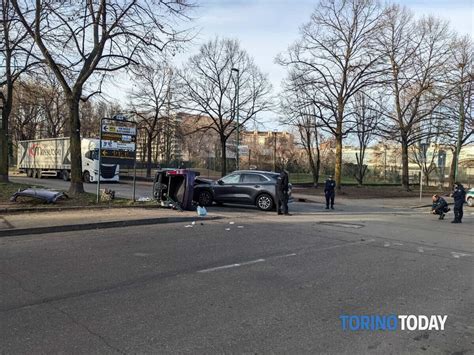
[
  {"left": 0, "top": 208, "right": 218, "bottom": 237},
  {"left": 292, "top": 193, "right": 432, "bottom": 209}
]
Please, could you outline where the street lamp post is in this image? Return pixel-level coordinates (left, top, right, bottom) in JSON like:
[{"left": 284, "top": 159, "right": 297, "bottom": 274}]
[{"left": 231, "top": 68, "right": 240, "bottom": 170}]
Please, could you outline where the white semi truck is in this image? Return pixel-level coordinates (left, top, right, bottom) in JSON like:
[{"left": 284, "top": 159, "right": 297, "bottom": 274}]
[{"left": 17, "top": 137, "right": 119, "bottom": 182}]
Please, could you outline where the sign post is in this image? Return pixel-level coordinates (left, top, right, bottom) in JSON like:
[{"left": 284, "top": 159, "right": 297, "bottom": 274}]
[
  {"left": 97, "top": 115, "right": 137, "bottom": 203},
  {"left": 419, "top": 143, "right": 428, "bottom": 202}
]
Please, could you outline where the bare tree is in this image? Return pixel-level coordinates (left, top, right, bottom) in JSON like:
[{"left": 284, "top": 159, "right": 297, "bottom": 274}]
[
  {"left": 441, "top": 35, "right": 473, "bottom": 186},
  {"left": 0, "top": 0, "right": 39, "bottom": 182},
  {"left": 11, "top": 0, "right": 192, "bottom": 194},
  {"left": 409, "top": 115, "right": 444, "bottom": 186},
  {"left": 9, "top": 80, "right": 42, "bottom": 142},
  {"left": 278, "top": 0, "right": 385, "bottom": 190},
  {"left": 352, "top": 92, "right": 381, "bottom": 186},
  {"left": 129, "top": 62, "right": 175, "bottom": 178},
  {"left": 376, "top": 5, "right": 454, "bottom": 190},
  {"left": 280, "top": 73, "right": 321, "bottom": 187},
  {"left": 179, "top": 38, "right": 272, "bottom": 176}
]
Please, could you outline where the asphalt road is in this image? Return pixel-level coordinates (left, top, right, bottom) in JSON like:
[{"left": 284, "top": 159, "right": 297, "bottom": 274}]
[{"left": 1, "top": 204, "right": 473, "bottom": 354}]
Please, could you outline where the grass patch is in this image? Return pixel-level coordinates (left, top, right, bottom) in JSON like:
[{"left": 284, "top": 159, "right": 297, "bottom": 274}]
[{"left": 0, "top": 181, "right": 156, "bottom": 209}]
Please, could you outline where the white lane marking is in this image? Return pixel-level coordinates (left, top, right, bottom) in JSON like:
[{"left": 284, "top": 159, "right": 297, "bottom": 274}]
[
  {"left": 237, "top": 226, "right": 244, "bottom": 228},
  {"left": 384, "top": 242, "right": 391, "bottom": 247},
  {"left": 239, "top": 258, "right": 265, "bottom": 266},
  {"left": 198, "top": 264, "right": 241, "bottom": 273},
  {"left": 197, "top": 239, "right": 375, "bottom": 274},
  {"left": 185, "top": 225, "right": 193, "bottom": 228},
  {"left": 274, "top": 253, "right": 297, "bottom": 258},
  {"left": 393, "top": 242, "right": 404, "bottom": 246},
  {"left": 451, "top": 252, "right": 471, "bottom": 259},
  {"left": 198, "top": 259, "right": 265, "bottom": 273},
  {"left": 229, "top": 222, "right": 235, "bottom": 225},
  {"left": 417, "top": 247, "right": 436, "bottom": 253},
  {"left": 225, "top": 228, "right": 231, "bottom": 231}
]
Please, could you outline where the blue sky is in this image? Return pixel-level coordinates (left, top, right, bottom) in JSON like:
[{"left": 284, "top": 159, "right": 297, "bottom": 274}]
[{"left": 109, "top": 0, "right": 473, "bottom": 128}]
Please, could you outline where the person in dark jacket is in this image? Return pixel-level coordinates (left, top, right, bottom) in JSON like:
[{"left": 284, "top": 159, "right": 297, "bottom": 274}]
[
  {"left": 276, "top": 169, "right": 290, "bottom": 215},
  {"left": 324, "top": 175, "right": 336, "bottom": 209},
  {"left": 431, "top": 194, "right": 449, "bottom": 220},
  {"left": 450, "top": 182, "right": 466, "bottom": 223}
]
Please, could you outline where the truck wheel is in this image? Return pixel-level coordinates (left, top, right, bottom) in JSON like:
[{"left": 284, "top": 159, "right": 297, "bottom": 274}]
[
  {"left": 26, "top": 169, "right": 33, "bottom": 177},
  {"left": 256, "top": 193, "right": 274, "bottom": 211},
  {"left": 33, "top": 169, "right": 40, "bottom": 178},
  {"left": 61, "top": 170, "right": 70, "bottom": 181},
  {"left": 83, "top": 171, "right": 92, "bottom": 183}
]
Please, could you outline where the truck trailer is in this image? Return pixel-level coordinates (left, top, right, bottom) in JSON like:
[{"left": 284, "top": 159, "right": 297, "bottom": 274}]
[{"left": 17, "top": 138, "right": 119, "bottom": 183}]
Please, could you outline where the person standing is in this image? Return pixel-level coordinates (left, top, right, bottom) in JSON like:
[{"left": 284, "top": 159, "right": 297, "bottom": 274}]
[
  {"left": 324, "top": 175, "right": 336, "bottom": 209},
  {"left": 431, "top": 194, "right": 449, "bottom": 220},
  {"left": 276, "top": 169, "right": 290, "bottom": 215},
  {"left": 450, "top": 182, "right": 466, "bottom": 223}
]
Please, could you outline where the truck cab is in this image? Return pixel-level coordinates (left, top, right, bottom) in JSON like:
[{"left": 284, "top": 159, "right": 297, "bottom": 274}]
[{"left": 81, "top": 138, "right": 119, "bottom": 183}]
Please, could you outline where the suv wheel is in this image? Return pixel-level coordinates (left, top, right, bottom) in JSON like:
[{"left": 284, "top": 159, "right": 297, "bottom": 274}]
[
  {"left": 256, "top": 193, "right": 274, "bottom": 211},
  {"left": 198, "top": 190, "right": 213, "bottom": 207}
]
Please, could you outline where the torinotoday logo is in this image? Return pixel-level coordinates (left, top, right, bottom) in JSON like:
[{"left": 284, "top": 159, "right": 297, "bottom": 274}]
[{"left": 340, "top": 314, "right": 447, "bottom": 331}]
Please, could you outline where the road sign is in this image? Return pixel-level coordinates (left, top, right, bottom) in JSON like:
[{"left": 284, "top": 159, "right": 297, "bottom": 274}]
[
  {"left": 100, "top": 121, "right": 137, "bottom": 166},
  {"left": 102, "top": 125, "right": 136, "bottom": 135},
  {"left": 101, "top": 149, "right": 136, "bottom": 160},
  {"left": 101, "top": 140, "right": 136, "bottom": 151},
  {"left": 98, "top": 116, "right": 138, "bottom": 203}
]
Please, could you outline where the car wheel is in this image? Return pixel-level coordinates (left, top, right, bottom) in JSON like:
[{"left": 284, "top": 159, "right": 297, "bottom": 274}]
[
  {"left": 256, "top": 193, "right": 274, "bottom": 211},
  {"left": 468, "top": 197, "right": 473, "bottom": 207},
  {"left": 198, "top": 190, "right": 213, "bottom": 207},
  {"left": 83, "top": 171, "right": 92, "bottom": 183}
]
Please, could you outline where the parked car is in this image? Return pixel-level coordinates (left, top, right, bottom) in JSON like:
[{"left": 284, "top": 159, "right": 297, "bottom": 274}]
[
  {"left": 193, "top": 170, "right": 292, "bottom": 211},
  {"left": 466, "top": 188, "right": 474, "bottom": 207}
]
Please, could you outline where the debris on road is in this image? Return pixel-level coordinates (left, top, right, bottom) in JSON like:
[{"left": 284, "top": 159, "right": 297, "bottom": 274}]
[
  {"left": 10, "top": 188, "right": 68, "bottom": 204},
  {"left": 137, "top": 197, "right": 152, "bottom": 202}
]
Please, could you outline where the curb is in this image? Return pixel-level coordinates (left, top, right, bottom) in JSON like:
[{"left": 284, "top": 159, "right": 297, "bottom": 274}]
[
  {"left": 0, "top": 216, "right": 221, "bottom": 237},
  {"left": 0, "top": 204, "right": 164, "bottom": 215}
]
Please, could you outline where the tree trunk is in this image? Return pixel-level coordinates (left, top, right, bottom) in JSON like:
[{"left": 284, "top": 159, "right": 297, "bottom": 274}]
[
  {"left": 400, "top": 135, "right": 410, "bottom": 191},
  {"left": 448, "top": 148, "right": 456, "bottom": 188},
  {"left": 306, "top": 146, "right": 318, "bottom": 187},
  {"left": 67, "top": 94, "right": 84, "bottom": 195},
  {"left": 146, "top": 132, "right": 153, "bottom": 178},
  {"left": 315, "top": 144, "right": 320, "bottom": 188},
  {"left": 0, "top": 87, "right": 12, "bottom": 183},
  {"left": 0, "top": 109, "right": 10, "bottom": 183},
  {"left": 334, "top": 133, "right": 342, "bottom": 191},
  {"left": 220, "top": 135, "right": 227, "bottom": 177}
]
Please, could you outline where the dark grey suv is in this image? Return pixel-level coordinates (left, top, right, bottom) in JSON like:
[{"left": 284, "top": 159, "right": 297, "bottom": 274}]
[{"left": 193, "top": 170, "right": 292, "bottom": 211}]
